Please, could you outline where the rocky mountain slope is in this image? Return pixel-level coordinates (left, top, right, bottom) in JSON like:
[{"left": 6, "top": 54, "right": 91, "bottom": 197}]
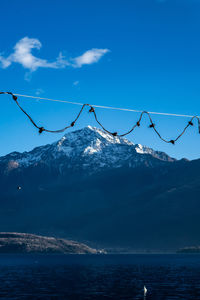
[
  {"left": 0, "top": 126, "right": 175, "bottom": 175},
  {"left": 0, "top": 232, "right": 99, "bottom": 254},
  {"left": 0, "top": 126, "right": 199, "bottom": 251}
]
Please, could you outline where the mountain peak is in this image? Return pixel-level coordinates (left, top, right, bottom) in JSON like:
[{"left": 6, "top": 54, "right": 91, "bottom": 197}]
[
  {"left": 56, "top": 126, "right": 134, "bottom": 159},
  {"left": 0, "top": 126, "right": 175, "bottom": 173},
  {"left": 62, "top": 125, "right": 134, "bottom": 146}
]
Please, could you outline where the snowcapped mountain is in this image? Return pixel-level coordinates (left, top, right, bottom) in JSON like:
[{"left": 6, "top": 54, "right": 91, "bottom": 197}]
[
  {"left": 0, "top": 125, "right": 200, "bottom": 251},
  {"left": 0, "top": 126, "right": 175, "bottom": 174}
]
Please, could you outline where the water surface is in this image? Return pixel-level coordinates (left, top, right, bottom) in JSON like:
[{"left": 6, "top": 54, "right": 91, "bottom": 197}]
[{"left": 0, "top": 254, "right": 199, "bottom": 299}]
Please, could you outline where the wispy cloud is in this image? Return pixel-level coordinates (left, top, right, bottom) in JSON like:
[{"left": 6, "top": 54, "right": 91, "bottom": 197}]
[
  {"left": 73, "top": 80, "right": 79, "bottom": 86},
  {"left": 35, "top": 88, "right": 44, "bottom": 95},
  {"left": 0, "top": 37, "right": 109, "bottom": 74},
  {"left": 72, "top": 48, "right": 110, "bottom": 68},
  {"left": 0, "top": 37, "right": 68, "bottom": 71}
]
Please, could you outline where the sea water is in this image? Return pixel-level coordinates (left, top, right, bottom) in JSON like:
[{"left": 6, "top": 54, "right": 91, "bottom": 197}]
[{"left": 0, "top": 254, "right": 199, "bottom": 299}]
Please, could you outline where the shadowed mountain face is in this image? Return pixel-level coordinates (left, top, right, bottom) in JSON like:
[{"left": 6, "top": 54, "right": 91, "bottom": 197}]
[{"left": 0, "top": 126, "right": 199, "bottom": 251}]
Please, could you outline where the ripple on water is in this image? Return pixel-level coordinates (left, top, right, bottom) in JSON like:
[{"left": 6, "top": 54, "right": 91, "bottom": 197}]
[{"left": 0, "top": 254, "right": 199, "bottom": 299}]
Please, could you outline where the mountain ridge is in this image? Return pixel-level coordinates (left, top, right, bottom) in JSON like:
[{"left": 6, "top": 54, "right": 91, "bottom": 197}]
[
  {"left": 0, "top": 126, "right": 199, "bottom": 251},
  {"left": 0, "top": 232, "right": 100, "bottom": 254},
  {"left": 0, "top": 126, "right": 176, "bottom": 174}
]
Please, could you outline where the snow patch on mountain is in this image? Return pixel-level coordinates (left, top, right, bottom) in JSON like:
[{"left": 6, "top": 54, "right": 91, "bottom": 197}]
[{"left": 0, "top": 126, "right": 175, "bottom": 173}]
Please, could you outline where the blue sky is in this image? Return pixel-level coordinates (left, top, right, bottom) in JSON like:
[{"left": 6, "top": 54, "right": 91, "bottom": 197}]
[{"left": 1, "top": 0, "right": 200, "bottom": 159}]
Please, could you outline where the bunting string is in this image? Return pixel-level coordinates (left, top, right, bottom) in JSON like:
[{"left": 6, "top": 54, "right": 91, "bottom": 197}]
[{"left": 1, "top": 91, "right": 200, "bottom": 145}]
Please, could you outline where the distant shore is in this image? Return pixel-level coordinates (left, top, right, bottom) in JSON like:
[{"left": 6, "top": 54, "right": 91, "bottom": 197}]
[
  {"left": 177, "top": 247, "right": 200, "bottom": 254},
  {"left": 0, "top": 232, "right": 104, "bottom": 254}
]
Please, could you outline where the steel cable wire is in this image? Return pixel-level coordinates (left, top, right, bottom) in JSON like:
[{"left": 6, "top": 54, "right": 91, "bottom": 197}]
[{"left": 1, "top": 91, "right": 200, "bottom": 145}]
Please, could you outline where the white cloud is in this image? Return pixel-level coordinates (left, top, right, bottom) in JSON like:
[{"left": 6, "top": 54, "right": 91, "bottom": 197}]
[
  {"left": 24, "top": 72, "right": 32, "bottom": 82},
  {"left": 35, "top": 88, "right": 44, "bottom": 95},
  {"left": 72, "top": 48, "right": 110, "bottom": 68},
  {"left": 73, "top": 80, "right": 79, "bottom": 86},
  {"left": 0, "top": 37, "right": 109, "bottom": 74},
  {"left": 0, "top": 37, "right": 68, "bottom": 71},
  {"left": 0, "top": 55, "right": 11, "bottom": 68}
]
